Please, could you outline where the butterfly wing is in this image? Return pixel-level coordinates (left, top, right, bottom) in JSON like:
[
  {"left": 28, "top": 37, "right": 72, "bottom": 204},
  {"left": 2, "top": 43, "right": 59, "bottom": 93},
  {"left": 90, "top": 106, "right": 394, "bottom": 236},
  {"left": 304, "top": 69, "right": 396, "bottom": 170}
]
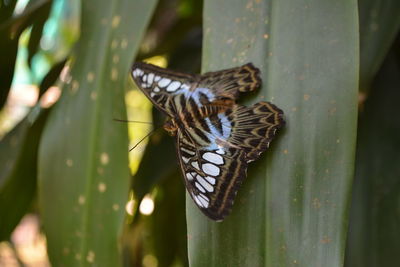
[
  {"left": 198, "top": 63, "right": 261, "bottom": 101},
  {"left": 131, "top": 62, "right": 198, "bottom": 117},
  {"left": 177, "top": 101, "right": 284, "bottom": 221},
  {"left": 131, "top": 62, "right": 285, "bottom": 221},
  {"left": 177, "top": 130, "right": 248, "bottom": 221}
]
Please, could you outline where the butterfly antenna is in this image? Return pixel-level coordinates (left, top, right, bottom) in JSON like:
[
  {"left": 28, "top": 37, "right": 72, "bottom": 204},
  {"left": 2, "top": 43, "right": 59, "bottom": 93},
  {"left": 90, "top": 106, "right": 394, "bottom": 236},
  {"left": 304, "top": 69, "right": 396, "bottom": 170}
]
[
  {"left": 129, "top": 126, "right": 161, "bottom": 151},
  {"left": 113, "top": 118, "right": 154, "bottom": 125}
]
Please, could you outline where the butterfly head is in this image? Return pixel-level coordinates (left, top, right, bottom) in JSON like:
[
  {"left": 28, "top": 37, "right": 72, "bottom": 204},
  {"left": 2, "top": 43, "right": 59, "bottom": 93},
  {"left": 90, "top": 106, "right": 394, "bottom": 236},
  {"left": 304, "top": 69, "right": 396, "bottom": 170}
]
[{"left": 163, "top": 119, "right": 178, "bottom": 136}]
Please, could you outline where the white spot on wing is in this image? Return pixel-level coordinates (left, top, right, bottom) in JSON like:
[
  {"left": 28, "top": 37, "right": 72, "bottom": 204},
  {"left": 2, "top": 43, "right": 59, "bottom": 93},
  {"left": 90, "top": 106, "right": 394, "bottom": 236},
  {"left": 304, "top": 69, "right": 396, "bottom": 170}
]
[
  {"left": 205, "top": 176, "right": 216, "bottom": 185},
  {"left": 202, "top": 152, "right": 224, "bottom": 165},
  {"left": 166, "top": 81, "right": 181, "bottom": 92},
  {"left": 142, "top": 74, "right": 147, "bottom": 82},
  {"left": 198, "top": 194, "right": 209, "bottom": 207},
  {"left": 154, "top": 75, "right": 161, "bottom": 82},
  {"left": 216, "top": 147, "right": 225, "bottom": 155},
  {"left": 158, "top": 78, "right": 171, "bottom": 87},
  {"left": 153, "top": 86, "right": 160, "bottom": 92},
  {"left": 181, "top": 84, "right": 190, "bottom": 90},
  {"left": 181, "top": 147, "right": 195, "bottom": 155},
  {"left": 147, "top": 73, "right": 154, "bottom": 84},
  {"left": 191, "top": 161, "right": 200, "bottom": 170},
  {"left": 186, "top": 172, "right": 194, "bottom": 181},
  {"left": 193, "top": 194, "right": 204, "bottom": 208},
  {"left": 197, "top": 175, "right": 214, "bottom": 192},
  {"left": 202, "top": 163, "right": 220, "bottom": 176},
  {"left": 150, "top": 92, "right": 155, "bottom": 97},
  {"left": 182, "top": 156, "right": 189, "bottom": 163},
  {"left": 195, "top": 182, "right": 206, "bottom": 193}
]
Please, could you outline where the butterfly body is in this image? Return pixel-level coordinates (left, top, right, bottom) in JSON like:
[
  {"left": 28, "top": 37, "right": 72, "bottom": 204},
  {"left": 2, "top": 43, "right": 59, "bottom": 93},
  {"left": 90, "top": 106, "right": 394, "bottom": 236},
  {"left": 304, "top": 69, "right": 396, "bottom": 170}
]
[{"left": 131, "top": 62, "right": 284, "bottom": 221}]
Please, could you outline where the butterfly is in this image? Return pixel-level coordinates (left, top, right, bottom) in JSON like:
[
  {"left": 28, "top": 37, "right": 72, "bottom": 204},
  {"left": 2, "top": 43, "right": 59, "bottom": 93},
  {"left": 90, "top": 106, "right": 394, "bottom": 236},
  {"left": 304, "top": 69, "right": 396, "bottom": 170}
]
[{"left": 131, "top": 62, "right": 284, "bottom": 221}]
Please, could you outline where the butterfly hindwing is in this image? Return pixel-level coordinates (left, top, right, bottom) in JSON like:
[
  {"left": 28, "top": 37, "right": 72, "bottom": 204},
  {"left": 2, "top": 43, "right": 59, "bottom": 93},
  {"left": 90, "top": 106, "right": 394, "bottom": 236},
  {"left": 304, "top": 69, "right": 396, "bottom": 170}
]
[
  {"left": 226, "top": 102, "right": 284, "bottom": 162},
  {"left": 177, "top": 132, "right": 248, "bottom": 221},
  {"left": 198, "top": 63, "right": 261, "bottom": 100}
]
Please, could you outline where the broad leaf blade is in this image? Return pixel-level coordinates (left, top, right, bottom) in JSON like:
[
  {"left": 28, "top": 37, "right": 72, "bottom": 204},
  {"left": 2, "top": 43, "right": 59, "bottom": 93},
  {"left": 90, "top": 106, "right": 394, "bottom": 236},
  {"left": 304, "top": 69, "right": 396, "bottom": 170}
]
[
  {"left": 345, "top": 47, "right": 400, "bottom": 267},
  {"left": 0, "top": 108, "right": 48, "bottom": 241},
  {"left": 38, "top": 1, "right": 157, "bottom": 265},
  {"left": 358, "top": 0, "right": 400, "bottom": 90},
  {"left": 187, "top": 1, "right": 358, "bottom": 266}
]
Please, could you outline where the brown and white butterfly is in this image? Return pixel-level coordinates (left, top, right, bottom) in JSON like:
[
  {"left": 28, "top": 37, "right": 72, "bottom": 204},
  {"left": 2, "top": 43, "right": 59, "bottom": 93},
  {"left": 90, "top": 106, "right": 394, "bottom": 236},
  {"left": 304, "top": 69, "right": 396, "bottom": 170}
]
[{"left": 131, "top": 62, "right": 284, "bottom": 221}]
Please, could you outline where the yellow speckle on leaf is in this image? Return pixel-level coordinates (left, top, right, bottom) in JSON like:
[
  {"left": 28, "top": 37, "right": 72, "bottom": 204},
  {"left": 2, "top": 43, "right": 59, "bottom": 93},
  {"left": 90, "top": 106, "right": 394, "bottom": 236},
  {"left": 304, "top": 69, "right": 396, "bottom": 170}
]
[
  {"left": 263, "top": 34, "right": 269, "bottom": 39},
  {"left": 90, "top": 91, "right": 97, "bottom": 100},
  {"left": 98, "top": 182, "right": 107, "bottom": 193},
  {"left": 71, "top": 80, "right": 79, "bottom": 93},
  {"left": 336, "top": 139, "right": 340, "bottom": 143},
  {"left": 112, "top": 54, "right": 120, "bottom": 64},
  {"left": 291, "top": 107, "right": 297, "bottom": 112},
  {"left": 111, "top": 15, "right": 121, "bottom": 28},
  {"left": 313, "top": 198, "right": 321, "bottom": 209},
  {"left": 121, "top": 38, "right": 128, "bottom": 49},
  {"left": 321, "top": 236, "right": 332, "bottom": 244},
  {"left": 87, "top": 72, "right": 95, "bottom": 82},
  {"left": 111, "top": 68, "right": 118, "bottom": 81},
  {"left": 303, "top": 94, "right": 310, "bottom": 101},
  {"left": 66, "top": 159, "right": 73, "bottom": 167},
  {"left": 100, "top": 153, "right": 109, "bottom": 165},
  {"left": 78, "top": 195, "right": 85, "bottom": 205},
  {"left": 63, "top": 247, "right": 70, "bottom": 255},
  {"left": 112, "top": 204, "right": 120, "bottom": 211},
  {"left": 86, "top": 250, "right": 95, "bottom": 263},
  {"left": 75, "top": 253, "right": 82, "bottom": 260},
  {"left": 111, "top": 39, "right": 118, "bottom": 49},
  {"left": 283, "top": 149, "right": 288, "bottom": 154}
]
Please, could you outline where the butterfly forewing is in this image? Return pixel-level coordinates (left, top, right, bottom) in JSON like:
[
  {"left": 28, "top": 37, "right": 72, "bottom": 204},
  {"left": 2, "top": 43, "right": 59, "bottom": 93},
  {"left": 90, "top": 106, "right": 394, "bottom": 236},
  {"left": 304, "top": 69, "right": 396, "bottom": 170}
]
[
  {"left": 130, "top": 61, "right": 285, "bottom": 221},
  {"left": 132, "top": 62, "right": 197, "bottom": 117}
]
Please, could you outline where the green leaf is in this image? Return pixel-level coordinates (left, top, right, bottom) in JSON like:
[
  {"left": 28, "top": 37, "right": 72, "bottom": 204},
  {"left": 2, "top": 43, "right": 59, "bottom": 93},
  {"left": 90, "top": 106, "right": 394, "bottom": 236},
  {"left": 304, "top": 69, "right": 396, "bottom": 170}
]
[
  {"left": 345, "top": 47, "right": 400, "bottom": 267},
  {"left": 38, "top": 0, "right": 157, "bottom": 265},
  {"left": 358, "top": 0, "right": 400, "bottom": 90},
  {"left": 187, "top": 1, "right": 358, "bottom": 266},
  {"left": 0, "top": 107, "right": 49, "bottom": 241}
]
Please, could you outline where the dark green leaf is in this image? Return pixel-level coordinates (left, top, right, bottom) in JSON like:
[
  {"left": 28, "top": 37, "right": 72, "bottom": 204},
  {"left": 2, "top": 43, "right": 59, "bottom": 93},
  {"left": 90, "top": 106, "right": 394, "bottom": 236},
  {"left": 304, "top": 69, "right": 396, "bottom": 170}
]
[
  {"left": 27, "top": 0, "right": 53, "bottom": 67},
  {"left": 345, "top": 46, "right": 400, "bottom": 267},
  {"left": 0, "top": 107, "right": 49, "bottom": 241},
  {"left": 358, "top": 0, "right": 400, "bottom": 90},
  {"left": 38, "top": 58, "right": 67, "bottom": 97}
]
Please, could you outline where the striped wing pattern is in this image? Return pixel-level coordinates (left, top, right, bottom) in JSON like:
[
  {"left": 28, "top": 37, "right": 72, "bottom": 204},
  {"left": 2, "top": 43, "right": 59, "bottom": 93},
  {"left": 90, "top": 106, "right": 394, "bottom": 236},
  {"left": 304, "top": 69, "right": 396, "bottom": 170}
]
[{"left": 131, "top": 62, "right": 284, "bottom": 221}]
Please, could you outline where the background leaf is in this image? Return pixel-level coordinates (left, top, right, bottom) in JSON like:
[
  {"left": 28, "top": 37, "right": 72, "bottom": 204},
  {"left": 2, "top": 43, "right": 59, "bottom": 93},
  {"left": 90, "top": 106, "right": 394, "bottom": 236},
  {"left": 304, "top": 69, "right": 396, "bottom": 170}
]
[
  {"left": 38, "top": 0, "right": 157, "bottom": 265},
  {"left": 187, "top": 1, "right": 358, "bottom": 266},
  {"left": 358, "top": 0, "right": 400, "bottom": 91},
  {"left": 0, "top": 107, "right": 48, "bottom": 241},
  {"left": 345, "top": 39, "right": 400, "bottom": 267}
]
